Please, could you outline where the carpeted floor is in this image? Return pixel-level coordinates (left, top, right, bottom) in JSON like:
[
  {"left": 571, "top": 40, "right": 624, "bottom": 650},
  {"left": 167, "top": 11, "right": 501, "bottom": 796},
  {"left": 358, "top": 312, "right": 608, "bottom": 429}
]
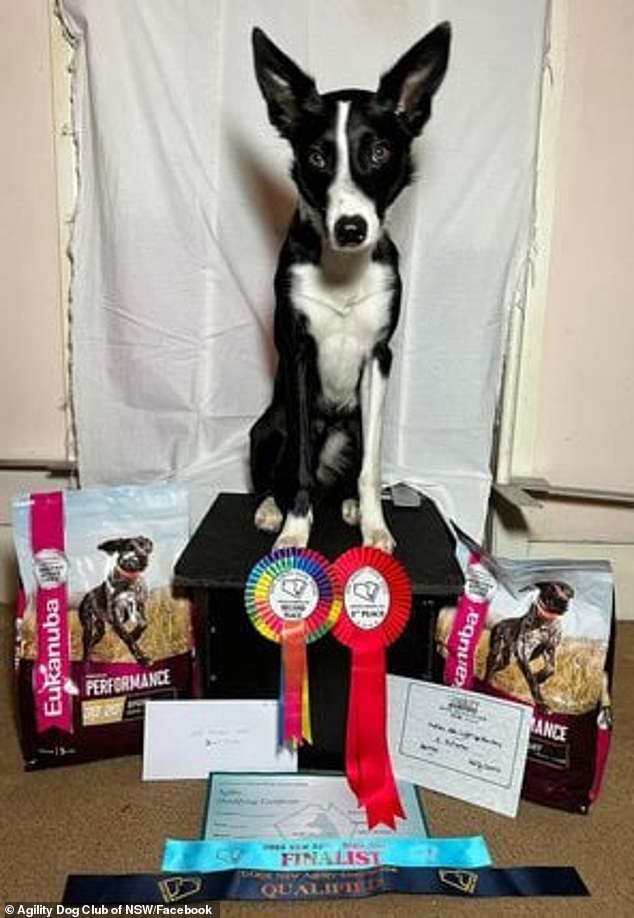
[{"left": 1, "top": 608, "right": 632, "bottom": 916}]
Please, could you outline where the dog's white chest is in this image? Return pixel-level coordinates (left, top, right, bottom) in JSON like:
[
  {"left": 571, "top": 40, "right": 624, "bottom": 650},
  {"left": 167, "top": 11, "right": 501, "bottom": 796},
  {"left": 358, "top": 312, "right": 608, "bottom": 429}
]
[{"left": 290, "top": 260, "right": 393, "bottom": 408}]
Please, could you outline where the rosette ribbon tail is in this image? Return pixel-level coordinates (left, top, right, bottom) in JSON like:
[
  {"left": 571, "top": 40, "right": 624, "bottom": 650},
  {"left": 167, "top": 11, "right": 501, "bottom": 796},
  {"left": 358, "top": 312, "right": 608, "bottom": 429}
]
[
  {"left": 281, "top": 619, "right": 310, "bottom": 746},
  {"left": 301, "top": 664, "right": 312, "bottom": 744},
  {"left": 347, "top": 647, "right": 405, "bottom": 829}
]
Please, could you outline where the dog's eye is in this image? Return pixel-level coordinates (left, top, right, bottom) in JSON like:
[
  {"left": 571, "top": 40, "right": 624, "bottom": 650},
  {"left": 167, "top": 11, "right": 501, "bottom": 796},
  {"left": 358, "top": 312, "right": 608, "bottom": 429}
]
[
  {"left": 308, "top": 149, "right": 327, "bottom": 170},
  {"left": 371, "top": 141, "right": 392, "bottom": 166}
]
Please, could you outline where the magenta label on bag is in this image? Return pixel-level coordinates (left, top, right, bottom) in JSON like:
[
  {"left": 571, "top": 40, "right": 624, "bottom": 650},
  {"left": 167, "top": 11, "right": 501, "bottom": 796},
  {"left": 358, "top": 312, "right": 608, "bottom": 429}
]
[
  {"left": 31, "top": 491, "right": 74, "bottom": 735},
  {"left": 444, "top": 553, "right": 496, "bottom": 689}
]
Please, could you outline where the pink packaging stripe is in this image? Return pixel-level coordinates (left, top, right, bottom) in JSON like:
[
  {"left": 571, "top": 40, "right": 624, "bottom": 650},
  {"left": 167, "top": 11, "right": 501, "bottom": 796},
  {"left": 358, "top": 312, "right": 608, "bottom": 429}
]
[
  {"left": 444, "top": 554, "right": 490, "bottom": 689},
  {"left": 32, "top": 491, "right": 74, "bottom": 735},
  {"left": 31, "top": 490, "right": 64, "bottom": 552}
]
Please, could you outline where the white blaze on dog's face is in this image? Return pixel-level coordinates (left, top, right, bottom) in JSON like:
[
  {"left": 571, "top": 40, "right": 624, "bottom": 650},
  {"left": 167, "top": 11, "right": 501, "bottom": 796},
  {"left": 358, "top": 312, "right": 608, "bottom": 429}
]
[
  {"left": 325, "top": 101, "right": 381, "bottom": 252},
  {"left": 252, "top": 25, "right": 451, "bottom": 252}
]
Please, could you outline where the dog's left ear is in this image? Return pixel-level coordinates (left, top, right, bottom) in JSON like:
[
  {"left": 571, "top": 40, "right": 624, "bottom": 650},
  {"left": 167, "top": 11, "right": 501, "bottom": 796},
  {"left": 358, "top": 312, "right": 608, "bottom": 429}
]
[
  {"left": 98, "top": 539, "right": 127, "bottom": 555},
  {"left": 376, "top": 22, "right": 451, "bottom": 136},
  {"left": 252, "top": 27, "right": 321, "bottom": 139}
]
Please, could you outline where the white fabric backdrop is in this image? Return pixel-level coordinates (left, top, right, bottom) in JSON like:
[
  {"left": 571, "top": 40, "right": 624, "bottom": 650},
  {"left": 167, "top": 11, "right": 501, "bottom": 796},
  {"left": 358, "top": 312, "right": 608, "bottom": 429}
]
[{"left": 60, "top": 0, "right": 548, "bottom": 538}]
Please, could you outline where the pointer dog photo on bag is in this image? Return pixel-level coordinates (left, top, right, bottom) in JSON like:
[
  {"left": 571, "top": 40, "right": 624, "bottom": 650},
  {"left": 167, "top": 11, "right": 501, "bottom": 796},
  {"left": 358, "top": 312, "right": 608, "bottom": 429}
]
[
  {"left": 485, "top": 581, "right": 575, "bottom": 709},
  {"left": 79, "top": 536, "right": 154, "bottom": 666},
  {"left": 249, "top": 23, "right": 451, "bottom": 552}
]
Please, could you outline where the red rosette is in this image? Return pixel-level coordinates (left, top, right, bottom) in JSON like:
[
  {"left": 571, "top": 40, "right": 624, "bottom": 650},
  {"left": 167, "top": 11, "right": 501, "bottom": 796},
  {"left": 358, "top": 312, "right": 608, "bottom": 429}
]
[
  {"left": 332, "top": 546, "right": 412, "bottom": 830},
  {"left": 332, "top": 547, "right": 411, "bottom": 651}
]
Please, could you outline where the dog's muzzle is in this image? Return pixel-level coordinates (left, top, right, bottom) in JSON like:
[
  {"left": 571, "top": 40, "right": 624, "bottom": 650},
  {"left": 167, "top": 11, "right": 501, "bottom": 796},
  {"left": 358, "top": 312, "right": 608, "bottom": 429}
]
[
  {"left": 334, "top": 214, "right": 368, "bottom": 247},
  {"left": 536, "top": 599, "right": 566, "bottom": 620}
]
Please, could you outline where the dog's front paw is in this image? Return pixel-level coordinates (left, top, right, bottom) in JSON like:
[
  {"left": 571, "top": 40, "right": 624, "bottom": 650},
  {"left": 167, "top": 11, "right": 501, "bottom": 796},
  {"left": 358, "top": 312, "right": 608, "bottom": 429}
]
[
  {"left": 254, "top": 496, "right": 283, "bottom": 533},
  {"left": 362, "top": 526, "right": 396, "bottom": 554},
  {"left": 274, "top": 533, "right": 309, "bottom": 550},
  {"left": 273, "top": 512, "right": 311, "bottom": 550}
]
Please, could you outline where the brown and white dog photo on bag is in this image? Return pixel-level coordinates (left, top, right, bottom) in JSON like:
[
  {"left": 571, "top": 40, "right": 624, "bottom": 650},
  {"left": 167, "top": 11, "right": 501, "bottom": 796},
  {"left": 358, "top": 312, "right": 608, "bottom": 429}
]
[
  {"left": 484, "top": 581, "right": 575, "bottom": 709},
  {"left": 78, "top": 536, "right": 154, "bottom": 666}
]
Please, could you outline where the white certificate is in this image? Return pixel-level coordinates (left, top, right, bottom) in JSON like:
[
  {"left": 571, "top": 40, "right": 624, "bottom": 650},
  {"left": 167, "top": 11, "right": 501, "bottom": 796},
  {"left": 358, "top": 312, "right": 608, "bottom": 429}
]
[
  {"left": 388, "top": 676, "right": 532, "bottom": 817},
  {"left": 142, "top": 700, "right": 297, "bottom": 780},
  {"left": 203, "top": 773, "right": 428, "bottom": 839}
]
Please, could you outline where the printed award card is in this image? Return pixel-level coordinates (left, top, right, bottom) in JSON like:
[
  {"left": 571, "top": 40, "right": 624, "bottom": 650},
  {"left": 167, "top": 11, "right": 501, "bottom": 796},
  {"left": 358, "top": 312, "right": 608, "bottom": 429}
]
[{"left": 387, "top": 676, "right": 532, "bottom": 817}]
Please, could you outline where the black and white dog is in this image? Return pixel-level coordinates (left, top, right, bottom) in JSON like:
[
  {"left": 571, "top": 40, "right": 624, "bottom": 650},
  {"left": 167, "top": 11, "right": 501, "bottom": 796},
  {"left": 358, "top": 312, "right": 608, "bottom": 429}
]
[{"left": 249, "top": 24, "right": 451, "bottom": 552}]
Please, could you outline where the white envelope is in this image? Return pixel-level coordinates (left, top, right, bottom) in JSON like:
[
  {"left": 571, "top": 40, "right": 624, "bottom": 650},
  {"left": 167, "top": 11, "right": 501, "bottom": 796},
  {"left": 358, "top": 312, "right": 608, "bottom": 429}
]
[
  {"left": 388, "top": 676, "right": 532, "bottom": 817},
  {"left": 142, "top": 700, "right": 297, "bottom": 780}
]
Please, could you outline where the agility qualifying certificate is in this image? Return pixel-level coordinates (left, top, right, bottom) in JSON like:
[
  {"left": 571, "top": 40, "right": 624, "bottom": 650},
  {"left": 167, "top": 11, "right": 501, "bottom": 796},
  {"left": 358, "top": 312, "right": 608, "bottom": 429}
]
[{"left": 203, "top": 773, "right": 426, "bottom": 839}]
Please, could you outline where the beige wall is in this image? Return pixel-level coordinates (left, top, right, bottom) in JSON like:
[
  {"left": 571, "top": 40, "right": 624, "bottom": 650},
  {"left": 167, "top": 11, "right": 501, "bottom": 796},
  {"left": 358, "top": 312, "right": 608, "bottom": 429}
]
[
  {"left": 494, "top": 0, "right": 634, "bottom": 618},
  {"left": 534, "top": 0, "right": 634, "bottom": 498},
  {"left": 0, "top": 1, "right": 69, "bottom": 601},
  {"left": 0, "top": 0, "right": 66, "bottom": 462},
  {"left": 501, "top": 0, "right": 634, "bottom": 544}
]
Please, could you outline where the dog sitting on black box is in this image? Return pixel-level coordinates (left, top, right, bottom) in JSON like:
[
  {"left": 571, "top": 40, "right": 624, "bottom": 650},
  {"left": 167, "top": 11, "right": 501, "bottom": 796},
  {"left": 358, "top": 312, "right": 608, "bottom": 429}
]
[{"left": 249, "top": 24, "right": 451, "bottom": 553}]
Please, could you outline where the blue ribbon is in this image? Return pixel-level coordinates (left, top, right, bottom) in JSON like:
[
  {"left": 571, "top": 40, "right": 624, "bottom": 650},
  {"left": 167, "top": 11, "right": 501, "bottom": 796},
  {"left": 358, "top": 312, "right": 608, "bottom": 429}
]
[
  {"left": 63, "top": 865, "right": 589, "bottom": 903},
  {"left": 162, "top": 834, "right": 492, "bottom": 873}
]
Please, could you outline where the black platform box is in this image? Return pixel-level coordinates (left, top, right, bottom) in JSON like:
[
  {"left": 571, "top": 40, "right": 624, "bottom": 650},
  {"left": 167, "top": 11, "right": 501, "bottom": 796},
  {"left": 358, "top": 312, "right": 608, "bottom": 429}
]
[{"left": 174, "top": 492, "right": 463, "bottom": 770}]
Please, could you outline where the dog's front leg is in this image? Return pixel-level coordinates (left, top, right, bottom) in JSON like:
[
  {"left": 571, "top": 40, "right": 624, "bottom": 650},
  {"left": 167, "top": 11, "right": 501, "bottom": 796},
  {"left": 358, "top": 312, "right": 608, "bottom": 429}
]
[
  {"left": 358, "top": 347, "right": 395, "bottom": 553},
  {"left": 517, "top": 652, "right": 545, "bottom": 707},
  {"left": 535, "top": 643, "right": 557, "bottom": 685},
  {"left": 275, "top": 357, "right": 314, "bottom": 549}
]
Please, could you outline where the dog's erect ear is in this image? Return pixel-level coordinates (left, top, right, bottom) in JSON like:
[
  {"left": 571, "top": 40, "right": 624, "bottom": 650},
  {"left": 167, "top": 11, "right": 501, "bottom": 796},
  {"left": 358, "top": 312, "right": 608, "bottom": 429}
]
[
  {"left": 98, "top": 539, "right": 128, "bottom": 555},
  {"left": 252, "top": 27, "right": 321, "bottom": 139},
  {"left": 136, "top": 536, "right": 154, "bottom": 554},
  {"left": 376, "top": 22, "right": 451, "bottom": 136}
]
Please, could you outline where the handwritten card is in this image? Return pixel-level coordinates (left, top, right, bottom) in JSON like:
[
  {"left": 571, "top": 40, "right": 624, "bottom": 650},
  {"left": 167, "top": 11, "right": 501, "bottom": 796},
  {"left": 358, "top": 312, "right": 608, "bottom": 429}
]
[
  {"left": 388, "top": 676, "right": 532, "bottom": 817},
  {"left": 142, "top": 700, "right": 297, "bottom": 780}
]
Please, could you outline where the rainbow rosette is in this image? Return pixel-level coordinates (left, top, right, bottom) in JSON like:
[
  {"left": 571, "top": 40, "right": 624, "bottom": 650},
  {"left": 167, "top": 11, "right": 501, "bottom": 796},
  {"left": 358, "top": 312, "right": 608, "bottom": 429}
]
[
  {"left": 332, "top": 546, "right": 412, "bottom": 830},
  {"left": 245, "top": 548, "right": 341, "bottom": 747}
]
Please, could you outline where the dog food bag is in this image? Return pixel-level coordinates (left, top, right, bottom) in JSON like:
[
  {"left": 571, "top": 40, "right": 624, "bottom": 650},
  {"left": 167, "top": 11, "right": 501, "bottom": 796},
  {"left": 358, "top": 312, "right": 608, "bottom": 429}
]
[
  {"left": 11, "top": 482, "right": 195, "bottom": 769},
  {"left": 435, "top": 536, "right": 615, "bottom": 813}
]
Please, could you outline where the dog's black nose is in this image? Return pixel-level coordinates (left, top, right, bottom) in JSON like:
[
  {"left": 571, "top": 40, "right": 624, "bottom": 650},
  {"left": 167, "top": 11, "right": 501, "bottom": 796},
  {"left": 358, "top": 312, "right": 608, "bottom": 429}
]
[{"left": 334, "top": 215, "right": 368, "bottom": 247}]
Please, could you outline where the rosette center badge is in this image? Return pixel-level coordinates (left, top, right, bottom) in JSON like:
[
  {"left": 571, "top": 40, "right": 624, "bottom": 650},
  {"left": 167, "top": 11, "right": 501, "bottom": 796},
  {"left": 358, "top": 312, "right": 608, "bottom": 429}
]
[
  {"left": 344, "top": 567, "right": 390, "bottom": 630},
  {"left": 270, "top": 570, "right": 319, "bottom": 621}
]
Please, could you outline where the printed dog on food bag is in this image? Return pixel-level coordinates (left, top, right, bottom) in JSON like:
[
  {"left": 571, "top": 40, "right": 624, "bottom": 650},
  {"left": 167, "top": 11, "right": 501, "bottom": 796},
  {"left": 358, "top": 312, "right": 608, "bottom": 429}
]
[
  {"left": 249, "top": 24, "right": 451, "bottom": 552},
  {"left": 78, "top": 536, "right": 154, "bottom": 666},
  {"left": 485, "top": 581, "right": 575, "bottom": 708}
]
